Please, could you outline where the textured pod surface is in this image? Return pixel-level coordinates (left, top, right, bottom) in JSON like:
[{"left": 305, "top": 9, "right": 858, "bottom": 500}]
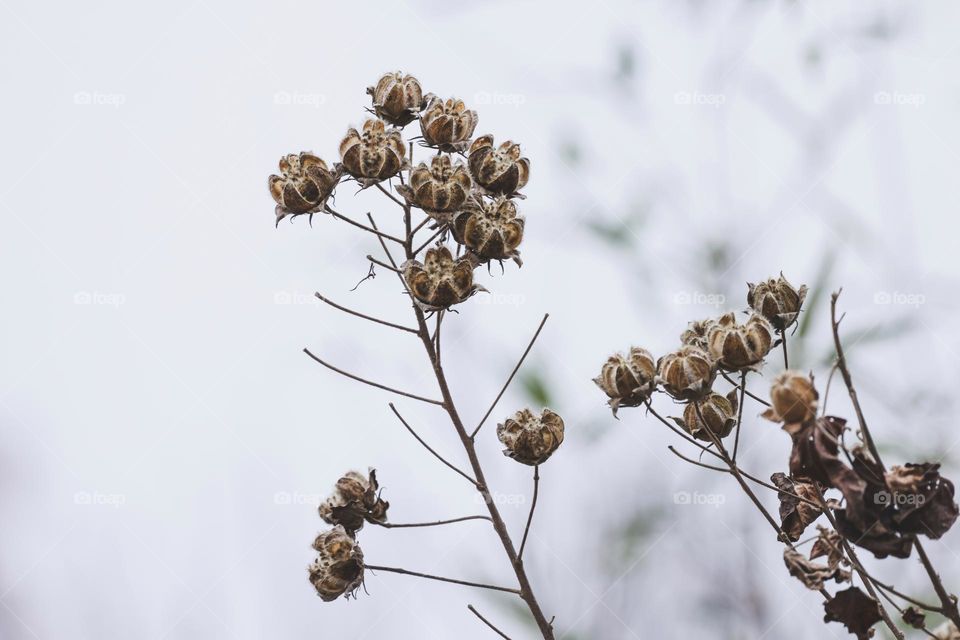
[
  {"left": 497, "top": 408, "right": 565, "bottom": 465},
  {"left": 451, "top": 195, "right": 524, "bottom": 263},
  {"left": 748, "top": 273, "right": 808, "bottom": 331},
  {"left": 467, "top": 135, "right": 530, "bottom": 196},
  {"left": 308, "top": 526, "right": 364, "bottom": 602},
  {"left": 396, "top": 155, "right": 472, "bottom": 217},
  {"left": 706, "top": 312, "right": 774, "bottom": 371},
  {"left": 419, "top": 95, "right": 478, "bottom": 151},
  {"left": 657, "top": 345, "right": 716, "bottom": 401},
  {"left": 318, "top": 469, "right": 389, "bottom": 533},
  {"left": 594, "top": 347, "right": 657, "bottom": 414},
  {"left": 680, "top": 318, "right": 716, "bottom": 350},
  {"left": 762, "top": 370, "right": 819, "bottom": 425},
  {"left": 367, "top": 71, "right": 422, "bottom": 126},
  {"left": 268, "top": 152, "right": 341, "bottom": 224},
  {"left": 339, "top": 119, "right": 406, "bottom": 184},
  {"left": 402, "top": 245, "right": 478, "bottom": 310},
  {"left": 683, "top": 392, "right": 738, "bottom": 441}
]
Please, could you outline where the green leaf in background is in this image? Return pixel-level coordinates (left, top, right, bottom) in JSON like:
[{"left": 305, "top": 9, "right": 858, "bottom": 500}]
[{"left": 520, "top": 369, "right": 554, "bottom": 408}]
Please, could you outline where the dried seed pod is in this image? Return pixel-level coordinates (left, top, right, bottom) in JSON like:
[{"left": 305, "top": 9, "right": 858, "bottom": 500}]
[
  {"left": 748, "top": 273, "right": 808, "bottom": 331},
  {"left": 367, "top": 72, "right": 423, "bottom": 126},
  {"left": 593, "top": 347, "right": 657, "bottom": 415},
  {"left": 339, "top": 119, "right": 407, "bottom": 185},
  {"left": 318, "top": 469, "right": 389, "bottom": 533},
  {"left": 497, "top": 408, "right": 564, "bottom": 465},
  {"left": 451, "top": 195, "right": 525, "bottom": 264},
  {"left": 402, "top": 245, "right": 480, "bottom": 310},
  {"left": 396, "top": 155, "right": 472, "bottom": 219},
  {"left": 268, "top": 152, "right": 341, "bottom": 225},
  {"left": 308, "top": 525, "right": 364, "bottom": 601},
  {"left": 467, "top": 135, "right": 530, "bottom": 196},
  {"left": 706, "top": 312, "right": 774, "bottom": 371},
  {"left": 419, "top": 95, "right": 478, "bottom": 151},
  {"left": 683, "top": 391, "right": 738, "bottom": 441},
  {"left": 657, "top": 345, "right": 716, "bottom": 401},
  {"left": 680, "top": 318, "right": 716, "bottom": 350},
  {"left": 762, "top": 370, "right": 819, "bottom": 425}
]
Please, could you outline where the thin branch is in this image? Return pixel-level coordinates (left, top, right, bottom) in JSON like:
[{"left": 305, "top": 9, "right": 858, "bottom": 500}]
[
  {"left": 364, "top": 564, "right": 520, "bottom": 594},
  {"left": 732, "top": 372, "right": 747, "bottom": 461},
  {"left": 645, "top": 402, "right": 725, "bottom": 462},
  {"left": 468, "top": 605, "right": 513, "bottom": 639},
  {"left": 314, "top": 292, "right": 417, "bottom": 334},
  {"left": 374, "top": 515, "right": 491, "bottom": 529},
  {"left": 410, "top": 214, "right": 432, "bottom": 236},
  {"left": 720, "top": 370, "right": 771, "bottom": 407},
  {"left": 367, "top": 255, "right": 403, "bottom": 274},
  {"left": 518, "top": 465, "right": 540, "bottom": 560},
  {"left": 667, "top": 446, "right": 729, "bottom": 472},
  {"left": 780, "top": 330, "right": 790, "bottom": 369},
  {"left": 412, "top": 226, "right": 447, "bottom": 256},
  {"left": 325, "top": 206, "right": 404, "bottom": 244},
  {"left": 471, "top": 314, "right": 550, "bottom": 439},
  {"left": 374, "top": 182, "right": 406, "bottom": 208},
  {"left": 302, "top": 348, "right": 443, "bottom": 406},
  {"left": 821, "top": 362, "right": 839, "bottom": 417},
  {"left": 388, "top": 403, "right": 477, "bottom": 486}
]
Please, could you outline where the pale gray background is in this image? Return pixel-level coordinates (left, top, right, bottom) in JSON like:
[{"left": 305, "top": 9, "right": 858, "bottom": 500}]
[{"left": 1, "top": 1, "right": 958, "bottom": 638}]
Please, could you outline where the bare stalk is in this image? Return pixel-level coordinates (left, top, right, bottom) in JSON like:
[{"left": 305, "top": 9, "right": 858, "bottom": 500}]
[
  {"left": 374, "top": 515, "right": 491, "bottom": 529},
  {"left": 314, "top": 292, "right": 418, "bottom": 334},
  {"left": 388, "top": 402, "right": 478, "bottom": 486},
  {"left": 364, "top": 564, "right": 520, "bottom": 594},
  {"left": 518, "top": 465, "right": 540, "bottom": 560},
  {"left": 468, "top": 604, "right": 513, "bottom": 639},
  {"left": 302, "top": 348, "right": 443, "bottom": 406}
]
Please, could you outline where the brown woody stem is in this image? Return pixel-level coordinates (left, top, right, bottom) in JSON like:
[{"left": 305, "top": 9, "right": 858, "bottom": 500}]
[
  {"left": 374, "top": 515, "right": 491, "bottom": 529},
  {"left": 468, "top": 604, "right": 513, "bottom": 639},
  {"left": 364, "top": 564, "right": 519, "bottom": 594}
]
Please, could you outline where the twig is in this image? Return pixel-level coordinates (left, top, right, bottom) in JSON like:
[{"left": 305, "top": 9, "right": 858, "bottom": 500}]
[
  {"left": 388, "top": 403, "right": 477, "bottom": 486},
  {"left": 375, "top": 515, "right": 491, "bottom": 529},
  {"left": 732, "top": 371, "right": 747, "bottom": 461},
  {"left": 667, "top": 446, "right": 729, "bottom": 472},
  {"left": 364, "top": 564, "right": 520, "bottom": 594},
  {"left": 468, "top": 604, "right": 513, "bottom": 639},
  {"left": 781, "top": 330, "right": 789, "bottom": 369},
  {"left": 325, "top": 206, "right": 404, "bottom": 244},
  {"left": 367, "top": 255, "right": 403, "bottom": 274},
  {"left": 471, "top": 314, "right": 550, "bottom": 439},
  {"left": 412, "top": 226, "right": 448, "bottom": 256},
  {"left": 374, "top": 182, "right": 406, "bottom": 208},
  {"left": 314, "top": 292, "right": 417, "bottom": 334},
  {"left": 645, "top": 402, "right": 724, "bottom": 462},
  {"left": 518, "top": 465, "right": 540, "bottom": 560},
  {"left": 821, "top": 362, "right": 839, "bottom": 416},
  {"left": 302, "top": 348, "right": 443, "bottom": 406},
  {"left": 719, "top": 370, "right": 771, "bottom": 407}
]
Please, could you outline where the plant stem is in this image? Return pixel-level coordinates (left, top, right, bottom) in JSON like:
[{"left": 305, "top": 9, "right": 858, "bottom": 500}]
[
  {"left": 468, "top": 604, "right": 513, "bottom": 639},
  {"left": 375, "top": 515, "right": 491, "bottom": 529},
  {"left": 518, "top": 465, "right": 540, "bottom": 560},
  {"left": 364, "top": 564, "right": 519, "bottom": 594}
]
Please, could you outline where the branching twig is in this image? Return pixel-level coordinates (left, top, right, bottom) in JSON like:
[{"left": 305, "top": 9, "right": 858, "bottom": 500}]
[
  {"left": 518, "top": 465, "right": 540, "bottom": 560},
  {"left": 388, "top": 402, "right": 477, "bottom": 486},
  {"left": 325, "top": 206, "right": 404, "bottom": 245},
  {"left": 314, "top": 292, "right": 417, "bottom": 334},
  {"left": 375, "top": 515, "right": 491, "bottom": 529},
  {"left": 303, "top": 348, "right": 443, "bottom": 406},
  {"left": 364, "top": 564, "right": 520, "bottom": 594},
  {"left": 468, "top": 604, "right": 513, "bottom": 639}
]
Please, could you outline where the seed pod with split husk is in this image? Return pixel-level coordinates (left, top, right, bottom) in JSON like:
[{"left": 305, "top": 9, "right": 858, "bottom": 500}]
[
  {"left": 367, "top": 72, "right": 423, "bottom": 126},
  {"left": 657, "top": 345, "right": 716, "bottom": 401},
  {"left": 594, "top": 347, "right": 657, "bottom": 415},
  {"left": 318, "top": 469, "right": 389, "bottom": 533},
  {"left": 396, "top": 155, "right": 472, "bottom": 220},
  {"left": 402, "top": 245, "right": 480, "bottom": 310},
  {"left": 748, "top": 273, "right": 808, "bottom": 331},
  {"left": 706, "top": 312, "right": 774, "bottom": 371},
  {"left": 762, "top": 370, "right": 818, "bottom": 425},
  {"left": 419, "top": 95, "right": 478, "bottom": 151},
  {"left": 339, "top": 119, "right": 407, "bottom": 186},
  {"left": 497, "top": 408, "right": 564, "bottom": 465},
  {"left": 308, "top": 526, "right": 364, "bottom": 601},
  {"left": 451, "top": 194, "right": 524, "bottom": 265},
  {"left": 468, "top": 135, "right": 530, "bottom": 196},
  {"left": 680, "top": 318, "right": 716, "bottom": 350},
  {"left": 268, "top": 153, "right": 341, "bottom": 225},
  {"left": 682, "top": 391, "right": 738, "bottom": 441}
]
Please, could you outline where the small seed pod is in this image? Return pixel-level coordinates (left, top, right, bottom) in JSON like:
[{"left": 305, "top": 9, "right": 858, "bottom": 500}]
[
  {"left": 593, "top": 347, "right": 657, "bottom": 415},
  {"left": 308, "top": 525, "right": 364, "bottom": 602},
  {"left": 367, "top": 72, "right": 423, "bottom": 126},
  {"left": 748, "top": 273, "right": 808, "bottom": 331},
  {"left": 683, "top": 391, "right": 739, "bottom": 441},
  {"left": 451, "top": 194, "right": 525, "bottom": 265},
  {"left": 268, "top": 153, "right": 341, "bottom": 225},
  {"left": 680, "top": 318, "right": 716, "bottom": 350},
  {"left": 467, "top": 135, "right": 530, "bottom": 196},
  {"left": 339, "top": 119, "right": 407, "bottom": 186},
  {"left": 318, "top": 469, "right": 389, "bottom": 533},
  {"left": 402, "top": 245, "right": 480, "bottom": 310},
  {"left": 419, "top": 95, "right": 478, "bottom": 151},
  {"left": 762, "top": 370, "right": 819, "bottom": 425},
  {"left": 706, "top": 312, "right": 774, "bottom": 371},
  {"left": 497, "top": 408, "right": 564, "bottom": 466},
  {"left": 396, "top": 155, "right": 472, "bottom": 219},
  {"left": 657, "top": 345, "right": 716, "bottom": 401}
]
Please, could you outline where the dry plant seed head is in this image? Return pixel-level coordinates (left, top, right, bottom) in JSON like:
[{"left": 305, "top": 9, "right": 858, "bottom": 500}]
[
  {"left": 467, "top": 135, "right": 530, "bottom": 196},
  {"left": 593, "top": 347, "right": 657, "bottom": 415},
  {"left": 318, "top": 469, "right": 389, "bottom": 533},
  {"left": 762, "top": 370, "right": 819, "bottom": 425},
  {"left": 682, "top": 391, "right": 738, "bottom": 441},
  {"left": 933, "top": 621, "right": 960, "bottom": 639},
  {"left": 657, "top": 345, "right": 716, "bottom": 401},
  {"left": 706, "top": 312, "right": 774, "bottom": 371},
  {"left": 308, "top": 525, "right": 365, "bottom": 601},
  {"left": 451, "top": 194, "right": 525, "bottom": 265},
  {"left": 402, "top": 245, "right": 480, "bottom": 310},
  {"left": 747, "top": 273, "right": 808, "bottom": 331},
  {"left": 339, "top": 119, "right": 407, "bottom": 186},
  {"left": 497, "top": 408, "right": 565, "bottom": 466},
  {"left": 268, "top": 152, "right": 342, "bottom": 226},
  {"left": 396, "top": 155, "right": 472, "bottom": 220},
  {"left": 680, "top": 318, "right": 716, "bottom": 350},
  {"left": 419, "top": 94, "right": 478, "bottom": 151},
  {"left": 367, "top": 71, "right": 423, "bottom": 126}
]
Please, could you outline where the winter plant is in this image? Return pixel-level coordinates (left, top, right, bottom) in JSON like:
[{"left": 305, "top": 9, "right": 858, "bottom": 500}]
[
  {"left": 269, "top": 72, "right": 558, "bottom": 638},
  {"left": 595, "top": 275, "right": 960, "bottom": 639}
]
